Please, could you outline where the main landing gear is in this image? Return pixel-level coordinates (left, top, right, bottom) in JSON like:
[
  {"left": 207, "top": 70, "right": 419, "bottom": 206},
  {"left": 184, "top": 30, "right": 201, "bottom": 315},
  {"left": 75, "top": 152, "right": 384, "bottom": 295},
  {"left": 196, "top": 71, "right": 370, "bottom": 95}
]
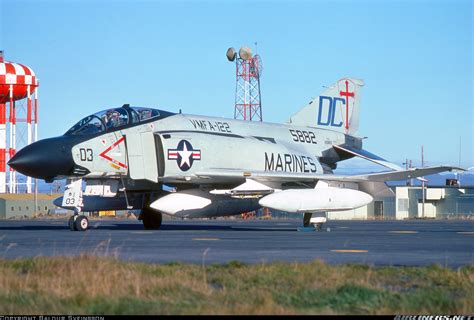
[
  {"left": 303, "top": 212, "right": 327, "bottom": 232},
  {"left": 139, "top": 207, "right": 162, "bottom": 230},
  {"left": 68, "top": 214, "right": 89, "bottom": 231}
]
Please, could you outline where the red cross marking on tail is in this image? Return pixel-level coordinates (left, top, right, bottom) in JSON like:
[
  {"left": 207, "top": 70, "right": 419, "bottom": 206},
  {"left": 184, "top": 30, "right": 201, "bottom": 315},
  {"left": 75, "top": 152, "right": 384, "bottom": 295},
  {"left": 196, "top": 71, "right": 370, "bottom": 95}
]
[{"left": 339, "top": 80, "right": 355, "bottom": 131}]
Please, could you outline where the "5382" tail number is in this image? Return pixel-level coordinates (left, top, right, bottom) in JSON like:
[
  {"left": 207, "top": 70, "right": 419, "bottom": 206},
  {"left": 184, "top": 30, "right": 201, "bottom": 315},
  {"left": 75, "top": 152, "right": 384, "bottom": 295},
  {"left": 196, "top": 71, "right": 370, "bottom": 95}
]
[{"left": 289, "top": 129, "right": 317, "bottom": 144}]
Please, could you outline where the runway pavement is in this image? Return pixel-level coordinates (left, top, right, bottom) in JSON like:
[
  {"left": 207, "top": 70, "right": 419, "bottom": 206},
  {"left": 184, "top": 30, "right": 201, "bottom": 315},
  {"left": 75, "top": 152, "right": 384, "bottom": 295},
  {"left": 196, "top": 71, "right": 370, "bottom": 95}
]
[{"left": 0, "top": 218, "right": 472, "bottom": 267}]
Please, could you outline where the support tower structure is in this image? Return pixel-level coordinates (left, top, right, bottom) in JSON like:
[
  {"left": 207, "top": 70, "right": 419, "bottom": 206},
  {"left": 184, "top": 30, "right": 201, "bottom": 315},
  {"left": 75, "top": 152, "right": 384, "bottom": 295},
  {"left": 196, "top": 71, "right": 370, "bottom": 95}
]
[
  {"left": 227, "top": 46, "right": 263, "bottom": 121},
  {"left": 0, "top": 51, "right": 39, "bottom": 193}
]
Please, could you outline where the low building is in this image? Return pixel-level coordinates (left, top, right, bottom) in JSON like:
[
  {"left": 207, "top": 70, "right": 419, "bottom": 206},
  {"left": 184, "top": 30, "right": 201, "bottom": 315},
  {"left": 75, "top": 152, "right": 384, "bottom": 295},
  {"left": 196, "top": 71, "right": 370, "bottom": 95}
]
[
  {"left": 0, "top": 194, "right": 61, "bottom": 219},
  {"left": 395, "top": 186, "right": 474, "bottom": 219},
  {"left": 327, "top": 186, "right": 474, "bottom": 220},
  {"left": 327, "top": 196, "right": 396, "bottom": 220}
]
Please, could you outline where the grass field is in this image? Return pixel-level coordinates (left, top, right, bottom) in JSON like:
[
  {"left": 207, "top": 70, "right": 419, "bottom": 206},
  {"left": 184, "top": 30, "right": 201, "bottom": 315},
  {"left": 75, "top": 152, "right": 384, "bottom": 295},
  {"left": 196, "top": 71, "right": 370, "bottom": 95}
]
[{"left": 0, "top": 256, "right": 472, "bottom": 315}]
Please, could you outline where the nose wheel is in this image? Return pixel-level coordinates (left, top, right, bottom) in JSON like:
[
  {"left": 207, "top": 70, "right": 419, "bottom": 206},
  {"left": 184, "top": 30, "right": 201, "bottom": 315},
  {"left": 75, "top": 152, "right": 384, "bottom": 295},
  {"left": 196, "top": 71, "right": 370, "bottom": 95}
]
[{"left": 68, "top": 215, "right": 89, "bottom": 231}]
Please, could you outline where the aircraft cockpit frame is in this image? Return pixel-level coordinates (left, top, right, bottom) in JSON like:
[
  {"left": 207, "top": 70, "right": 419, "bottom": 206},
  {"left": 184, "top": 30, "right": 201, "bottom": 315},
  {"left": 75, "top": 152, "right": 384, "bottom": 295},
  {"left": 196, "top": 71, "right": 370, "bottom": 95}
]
[{"left": 64, "top": 104, "right": 171, "bottom": 136}]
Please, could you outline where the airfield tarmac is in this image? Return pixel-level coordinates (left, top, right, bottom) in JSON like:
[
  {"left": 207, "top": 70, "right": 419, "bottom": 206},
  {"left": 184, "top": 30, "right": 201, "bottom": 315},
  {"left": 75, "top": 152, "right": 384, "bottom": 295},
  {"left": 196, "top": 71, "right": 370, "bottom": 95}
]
[{"left": 0, "top": 219, "right": 472, "bottom": 268}]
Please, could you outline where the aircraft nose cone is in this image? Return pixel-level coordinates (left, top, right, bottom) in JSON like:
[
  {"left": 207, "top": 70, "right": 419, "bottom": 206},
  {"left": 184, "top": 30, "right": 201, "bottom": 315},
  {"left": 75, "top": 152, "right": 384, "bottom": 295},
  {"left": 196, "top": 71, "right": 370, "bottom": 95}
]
[{"left": 8, "top": 137, "right": 76, "bottom": 181}]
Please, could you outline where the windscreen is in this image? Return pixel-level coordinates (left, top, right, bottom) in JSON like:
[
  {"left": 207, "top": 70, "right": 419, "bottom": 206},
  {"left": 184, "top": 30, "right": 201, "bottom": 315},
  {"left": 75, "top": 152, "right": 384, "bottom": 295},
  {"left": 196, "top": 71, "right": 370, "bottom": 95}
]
[
  {"left": 65, "top": 106, "right": 162, "bottom": 136},
  {"left": 64, "top": 115, "right": 105, "bottom": 136}
]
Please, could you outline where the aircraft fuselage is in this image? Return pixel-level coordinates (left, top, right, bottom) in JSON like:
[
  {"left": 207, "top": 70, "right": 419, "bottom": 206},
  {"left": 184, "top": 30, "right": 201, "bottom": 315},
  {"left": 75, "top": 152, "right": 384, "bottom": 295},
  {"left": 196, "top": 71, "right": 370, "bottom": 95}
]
[{"left": 68, "top": 112, "right": 361, "bottom": 187}]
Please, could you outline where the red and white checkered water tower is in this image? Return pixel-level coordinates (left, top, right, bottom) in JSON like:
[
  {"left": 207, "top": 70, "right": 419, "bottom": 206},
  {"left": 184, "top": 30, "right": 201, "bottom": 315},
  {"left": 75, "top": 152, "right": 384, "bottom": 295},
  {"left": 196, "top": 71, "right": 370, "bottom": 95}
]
[{"left": 0, "top": 51, "right": 39, "bottom": 193}]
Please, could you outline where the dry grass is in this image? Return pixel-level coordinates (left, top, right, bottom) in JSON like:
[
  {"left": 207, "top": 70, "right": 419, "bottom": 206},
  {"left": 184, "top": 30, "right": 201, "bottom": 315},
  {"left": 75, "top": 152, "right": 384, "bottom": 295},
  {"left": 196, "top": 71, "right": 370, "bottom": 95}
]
[{"left": 0, "top": 256, "right": 472, "bottom": 315}]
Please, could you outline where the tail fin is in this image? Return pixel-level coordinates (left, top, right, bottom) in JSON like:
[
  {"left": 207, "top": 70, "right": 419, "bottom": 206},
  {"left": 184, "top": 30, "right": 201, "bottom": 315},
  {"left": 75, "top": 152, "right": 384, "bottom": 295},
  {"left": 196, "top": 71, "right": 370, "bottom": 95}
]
[{"left": 287, "top": 78, "right": 364, "bottom": 135}]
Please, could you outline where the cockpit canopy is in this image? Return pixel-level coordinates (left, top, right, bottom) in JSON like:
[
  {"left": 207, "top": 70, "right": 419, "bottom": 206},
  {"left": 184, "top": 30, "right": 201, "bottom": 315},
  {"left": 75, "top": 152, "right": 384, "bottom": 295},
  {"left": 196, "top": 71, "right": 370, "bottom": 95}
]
[{"left": 65, "top": 105, "right": 166, "bottom": 136}]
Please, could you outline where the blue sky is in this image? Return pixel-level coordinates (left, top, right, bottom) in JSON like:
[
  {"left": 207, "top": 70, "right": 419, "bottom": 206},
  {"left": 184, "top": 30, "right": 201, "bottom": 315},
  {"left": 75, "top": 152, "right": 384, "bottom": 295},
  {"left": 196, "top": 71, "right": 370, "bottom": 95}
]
[{"left": 1, "top": 0, "right": 472, "bottom": 169}]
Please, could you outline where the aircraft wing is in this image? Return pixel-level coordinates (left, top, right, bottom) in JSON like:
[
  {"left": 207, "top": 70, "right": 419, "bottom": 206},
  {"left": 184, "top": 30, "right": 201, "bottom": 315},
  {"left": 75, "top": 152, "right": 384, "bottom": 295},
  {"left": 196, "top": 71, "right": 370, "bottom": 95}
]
[
  {"left": 196, "top": 165, "right": 463, "bottom": 184},
  {"left": 337, "top": 166, "right": 464, "bottom": 182}
]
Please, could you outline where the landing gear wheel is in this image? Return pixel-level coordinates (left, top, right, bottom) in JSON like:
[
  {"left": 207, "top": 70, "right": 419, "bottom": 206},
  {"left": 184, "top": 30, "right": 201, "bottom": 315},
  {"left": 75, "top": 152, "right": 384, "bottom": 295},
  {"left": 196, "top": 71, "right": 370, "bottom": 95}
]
[
  {"left": 303, "top": 213, "right": 326, "bottom": 231},
  {"left": 68, "top": 216, "right": 77, "bottom": 231},
  {"left": 141, "top": 207, "right": 162, "bottom": 230},
  {"left": 303, "top": 212, "right": 312, "bottom": 228},
  {"left": 74, "top": 215, "right": 89, "bottom": 231}
]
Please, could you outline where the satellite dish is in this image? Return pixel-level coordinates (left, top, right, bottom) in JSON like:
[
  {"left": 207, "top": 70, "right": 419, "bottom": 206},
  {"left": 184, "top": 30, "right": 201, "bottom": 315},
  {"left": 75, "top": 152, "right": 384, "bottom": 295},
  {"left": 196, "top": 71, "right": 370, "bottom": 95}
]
[
  {"left": 239, "top": 46, "right": 252, "bottom": 61},
  {"left": 226, "top": 47, "right": 236, "bottom": 62},
  {"left": 251, "top": 54, "right": 263, "bottom": 78}
]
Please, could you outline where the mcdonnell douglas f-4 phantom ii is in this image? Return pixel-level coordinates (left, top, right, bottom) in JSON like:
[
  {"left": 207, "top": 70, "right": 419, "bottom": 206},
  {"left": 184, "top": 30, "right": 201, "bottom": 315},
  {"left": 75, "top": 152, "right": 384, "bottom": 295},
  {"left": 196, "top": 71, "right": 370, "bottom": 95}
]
[{"left": 8, "top": 78, "right": 461, "bottom": 231}]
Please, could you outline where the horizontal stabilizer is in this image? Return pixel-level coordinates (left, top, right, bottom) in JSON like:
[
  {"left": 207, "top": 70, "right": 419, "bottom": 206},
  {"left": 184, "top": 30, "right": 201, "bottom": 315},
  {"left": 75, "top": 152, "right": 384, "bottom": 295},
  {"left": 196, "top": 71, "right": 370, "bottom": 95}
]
[
  {"left": 345, "top": 166, "right": 465, "bottom": 182},
  {"left": 333, "top": 145, "right": 404, "bottom": 171}
]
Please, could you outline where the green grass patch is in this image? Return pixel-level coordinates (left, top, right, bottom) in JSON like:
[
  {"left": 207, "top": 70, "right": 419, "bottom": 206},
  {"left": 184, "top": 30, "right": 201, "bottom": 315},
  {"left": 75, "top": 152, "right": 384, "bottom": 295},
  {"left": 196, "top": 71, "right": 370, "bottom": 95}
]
[{"left": 0, "top": 256, "right": 472, "bottom": 315}]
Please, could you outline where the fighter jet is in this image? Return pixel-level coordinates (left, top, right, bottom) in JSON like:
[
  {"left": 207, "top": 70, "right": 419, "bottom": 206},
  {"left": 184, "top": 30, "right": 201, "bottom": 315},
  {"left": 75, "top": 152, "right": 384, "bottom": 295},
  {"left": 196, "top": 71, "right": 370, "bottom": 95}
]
[{"left": 8, "top": 78, "right": 461, "bottom": 231}]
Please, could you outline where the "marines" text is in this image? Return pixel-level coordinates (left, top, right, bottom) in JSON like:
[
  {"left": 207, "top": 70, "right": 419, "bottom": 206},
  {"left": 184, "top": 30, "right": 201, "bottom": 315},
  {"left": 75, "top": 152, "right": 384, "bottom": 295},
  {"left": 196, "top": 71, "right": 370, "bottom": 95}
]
[{"left": 265, "top": 152, "right": 317, "bottom": 173}]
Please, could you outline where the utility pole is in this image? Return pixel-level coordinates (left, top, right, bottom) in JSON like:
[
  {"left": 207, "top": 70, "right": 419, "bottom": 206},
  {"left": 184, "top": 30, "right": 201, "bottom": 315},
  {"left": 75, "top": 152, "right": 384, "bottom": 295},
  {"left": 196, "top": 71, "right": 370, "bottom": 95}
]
[
  {"left": 34, "top": 178, "right": 38, "bottom": 216},
  {"left": 421, "top": 145, "right": 425, "bottom": 218},
  {"left": 405, "top": 158, "right": 408, "bottom": 186},
  {"left": 404, "top": 159, "right": 411, "bottom": 186}
]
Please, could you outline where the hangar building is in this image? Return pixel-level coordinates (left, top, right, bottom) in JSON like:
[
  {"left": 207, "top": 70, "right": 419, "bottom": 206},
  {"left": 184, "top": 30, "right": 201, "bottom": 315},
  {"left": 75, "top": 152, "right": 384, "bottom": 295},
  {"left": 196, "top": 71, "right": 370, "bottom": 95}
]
[
  {"left": 327, "top": 186, "right": 474, "bottom": 220},
  {"left": 0, "top": 194, "right": 60, "bottom": 219}
]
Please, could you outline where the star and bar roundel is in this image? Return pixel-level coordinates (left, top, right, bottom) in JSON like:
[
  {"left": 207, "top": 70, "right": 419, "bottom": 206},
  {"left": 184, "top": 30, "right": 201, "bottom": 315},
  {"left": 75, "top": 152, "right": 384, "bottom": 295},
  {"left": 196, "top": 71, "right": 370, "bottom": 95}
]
[{"left": 167, "top": 140, "right": 201, "bottom": 171}]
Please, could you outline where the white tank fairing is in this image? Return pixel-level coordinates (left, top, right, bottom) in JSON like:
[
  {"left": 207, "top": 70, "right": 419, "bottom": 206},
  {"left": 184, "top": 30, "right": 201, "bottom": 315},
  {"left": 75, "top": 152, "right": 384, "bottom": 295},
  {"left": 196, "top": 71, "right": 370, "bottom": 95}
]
[
  {"left": 150, "top": 189, "right": 260, "bottom": 218},
  {"left": 258, "top": 188, "right": 373, "bottom": 213}
]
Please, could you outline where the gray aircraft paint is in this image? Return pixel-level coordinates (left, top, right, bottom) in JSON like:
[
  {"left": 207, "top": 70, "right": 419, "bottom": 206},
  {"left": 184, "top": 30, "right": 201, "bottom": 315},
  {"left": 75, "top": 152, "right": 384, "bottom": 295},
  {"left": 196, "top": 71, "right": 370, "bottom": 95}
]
[{"left": 71, "top": 113, "right": 348, "bottom": 187}]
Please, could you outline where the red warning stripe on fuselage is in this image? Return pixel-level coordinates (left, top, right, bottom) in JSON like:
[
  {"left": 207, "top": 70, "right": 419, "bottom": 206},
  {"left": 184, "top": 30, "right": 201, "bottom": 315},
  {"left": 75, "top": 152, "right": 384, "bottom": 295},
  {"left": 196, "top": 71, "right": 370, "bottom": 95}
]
[{"left": 99, "top": 136, "right": 128, "bottom": 169}]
